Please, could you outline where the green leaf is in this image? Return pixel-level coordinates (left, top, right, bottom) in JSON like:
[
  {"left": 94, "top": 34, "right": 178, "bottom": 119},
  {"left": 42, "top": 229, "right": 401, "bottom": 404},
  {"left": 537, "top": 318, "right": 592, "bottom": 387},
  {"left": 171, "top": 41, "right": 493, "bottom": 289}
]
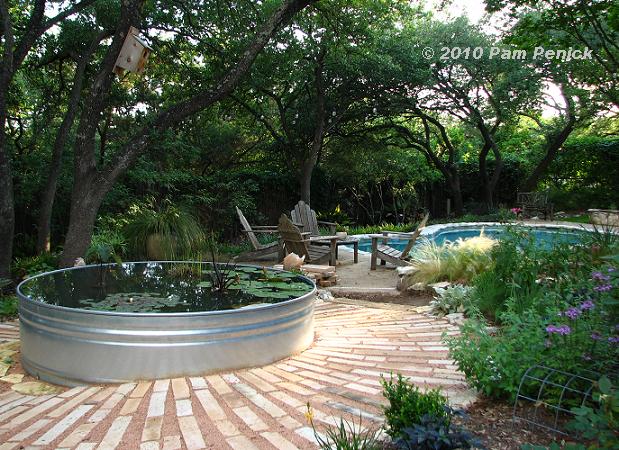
[{"left": 598, "top": 376, "right": 612, "bottom": 395}]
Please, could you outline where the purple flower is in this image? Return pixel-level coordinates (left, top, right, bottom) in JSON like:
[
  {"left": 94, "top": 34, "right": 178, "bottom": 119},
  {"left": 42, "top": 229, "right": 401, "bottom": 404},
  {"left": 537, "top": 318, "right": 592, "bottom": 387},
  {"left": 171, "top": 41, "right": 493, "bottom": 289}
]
[
  {"left": 565, "top": 307, "right": 581, "bottom": 320},
  {"left": 608, "top": 336, "right": 619, "bottom": 344},
  {"left": 607, "top": 266, "right": 616, "bottom": 273},
  {"left": 593, "top": 284, "right": 613, "bottom": 292},
  {"left": 592, "top": 271, "right": 610, "bottom": 282},
  {"left": 580, "top": 300, "right": 595, "bottom": 311},
  {"left": 591, "top": 332, "right": 602, "bottom": 341},
  {"left": 546, "top": 325, "right": 571, "bottom": 335}
]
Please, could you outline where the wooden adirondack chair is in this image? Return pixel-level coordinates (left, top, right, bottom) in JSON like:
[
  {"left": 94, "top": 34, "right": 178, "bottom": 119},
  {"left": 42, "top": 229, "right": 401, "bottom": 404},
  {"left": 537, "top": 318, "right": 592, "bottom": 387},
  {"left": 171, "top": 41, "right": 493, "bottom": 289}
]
[
  {"left": 291, "top": 200, "right": 337, "bottom": 237},
  {"left": 517, "top": 192, "right": 554, "bottom": 220},
  {"left": 278, "top": 214, "right": 338, "bottom": 266},
  {"left": 370, "top": 213, "right": 430, "bottom": 270},
  {"left": 235, "top": 207, "right": 283, "bottom": 260}
]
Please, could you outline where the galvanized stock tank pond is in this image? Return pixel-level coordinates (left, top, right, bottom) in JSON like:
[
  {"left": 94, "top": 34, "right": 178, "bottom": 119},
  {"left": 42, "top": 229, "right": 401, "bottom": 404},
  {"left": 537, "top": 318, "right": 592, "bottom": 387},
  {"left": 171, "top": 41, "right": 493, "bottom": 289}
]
[{"left": 17, "top": 262, "right": 316, "bottom": 386}]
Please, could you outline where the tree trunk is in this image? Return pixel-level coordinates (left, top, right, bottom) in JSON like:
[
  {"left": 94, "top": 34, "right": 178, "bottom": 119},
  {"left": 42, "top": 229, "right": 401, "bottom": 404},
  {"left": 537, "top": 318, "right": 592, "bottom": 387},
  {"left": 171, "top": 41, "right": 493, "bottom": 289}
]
[
  {"left": 0, "top": 0, "right": 15, "bottom": 279},
  {"left": 36, "top": 33, "right": 104, "bottom": 253},
  {"left": 299, "top": 159, "right": 314, "bottom": 204},
  {"left": 448, "top": 171, "right": 463, "bottom": 216},
  {"left": 58, "top": 180, "right": 106, "bottom": 266},
  {"left": 0, "top": 124, "right": 14, "bottom": 279},
  {"left": 477, "top": 125, "right": 502, "bottom": 211},
  {"left": 522, "top": 120, "right": 575, "bottom": 192},
  {"left": 299, "top": 48, "right": 326, "bottom": 206}
]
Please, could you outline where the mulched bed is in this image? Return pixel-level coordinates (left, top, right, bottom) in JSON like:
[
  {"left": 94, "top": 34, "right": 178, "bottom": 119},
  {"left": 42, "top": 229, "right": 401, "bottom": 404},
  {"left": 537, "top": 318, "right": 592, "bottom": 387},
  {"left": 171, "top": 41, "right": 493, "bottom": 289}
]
[{"left": 459, "top": 397, "right": 582, "bottom": 449}]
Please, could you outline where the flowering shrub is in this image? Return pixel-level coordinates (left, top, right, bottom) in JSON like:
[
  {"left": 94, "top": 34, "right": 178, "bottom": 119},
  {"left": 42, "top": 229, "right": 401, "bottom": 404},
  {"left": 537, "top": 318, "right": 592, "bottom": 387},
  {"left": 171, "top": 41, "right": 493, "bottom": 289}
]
[
  {"left": 447, "top": 243, "right": 619, "bottom": 401},
  {"left": 542, "top": 266, "right": 618, "bottom": 366}
]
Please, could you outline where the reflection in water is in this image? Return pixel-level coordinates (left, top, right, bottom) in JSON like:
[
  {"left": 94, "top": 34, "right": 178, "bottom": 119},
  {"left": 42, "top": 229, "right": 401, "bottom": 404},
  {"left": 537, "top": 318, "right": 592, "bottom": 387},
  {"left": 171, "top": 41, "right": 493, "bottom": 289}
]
[{"left": 21, "top": 263, "right": 313, "bottom": 313}]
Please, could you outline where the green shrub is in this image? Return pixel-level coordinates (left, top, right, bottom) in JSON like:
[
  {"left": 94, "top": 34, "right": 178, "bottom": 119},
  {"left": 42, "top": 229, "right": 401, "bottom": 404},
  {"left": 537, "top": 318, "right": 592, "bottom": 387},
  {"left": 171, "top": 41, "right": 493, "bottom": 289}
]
[
  {"left": 341, "top": 222, "right": 415, "bottom": 236},
  {"left": 567, "top": 376, "right": 619, "bottom": 449},
  {"left": 12, "top": 253, "right": 58, "bottom": 280},
  {"left": 393, "top": 408, "right": 483, "bottom": 450},
  {"left": 448, "top": 261, "right": 619, "bottom": 401},
  {"left": 0, "top": 279, "right": 17, "bottom": 320},
  {"left": 86, "top": 230, "right": 127, "bottom": 264},
  {"left": 0, "top": 296, "right": 18, "bottom": 319},
  {"left": 522, "top": 376, "right": 619, "bottom": 450},
  {"left": 470, "top": 229, "right": 593, "bottom": 322},
  {"left": 381, "top": 373, "right": 448, "bottom": 439}
]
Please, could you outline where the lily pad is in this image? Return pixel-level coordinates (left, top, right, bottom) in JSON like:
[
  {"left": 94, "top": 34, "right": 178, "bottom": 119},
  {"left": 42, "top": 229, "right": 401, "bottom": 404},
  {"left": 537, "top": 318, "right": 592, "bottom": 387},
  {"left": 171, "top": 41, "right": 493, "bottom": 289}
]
[{"left": 12, "top": 381, "right": 62, "bottom": 395}]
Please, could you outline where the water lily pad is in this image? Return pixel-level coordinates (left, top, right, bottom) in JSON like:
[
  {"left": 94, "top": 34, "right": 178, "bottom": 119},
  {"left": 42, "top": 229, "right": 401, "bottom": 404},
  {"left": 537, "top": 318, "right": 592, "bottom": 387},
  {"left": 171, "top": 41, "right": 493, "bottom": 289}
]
[
  {"left": 241, "top": 288, "right": 278, "bottom": 298},
  {"left": 196, "top": 281, "right": 212, "bottom": 288},
  {"left": 236, "top": 266, "right": 265, "bottom": 273},
  {"left": 1, "top": 373, "right": 24, "bottom": 384},
  {"left": 12, "top": 381, "right": 62, "bottom": 395}
]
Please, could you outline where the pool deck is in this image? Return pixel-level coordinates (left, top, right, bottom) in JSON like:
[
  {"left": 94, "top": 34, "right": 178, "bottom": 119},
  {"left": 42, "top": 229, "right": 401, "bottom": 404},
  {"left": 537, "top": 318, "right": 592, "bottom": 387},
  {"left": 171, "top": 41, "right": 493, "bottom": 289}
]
[{"left": 0, "top": 300, "right": 474, "bottom": 449}]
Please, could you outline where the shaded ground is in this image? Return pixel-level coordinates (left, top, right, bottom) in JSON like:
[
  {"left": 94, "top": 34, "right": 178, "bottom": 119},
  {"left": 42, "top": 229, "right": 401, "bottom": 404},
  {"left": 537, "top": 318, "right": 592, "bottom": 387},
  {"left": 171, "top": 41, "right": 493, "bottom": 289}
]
[{"left": 460, "top": 398, "right": 571, "bottom": 449}]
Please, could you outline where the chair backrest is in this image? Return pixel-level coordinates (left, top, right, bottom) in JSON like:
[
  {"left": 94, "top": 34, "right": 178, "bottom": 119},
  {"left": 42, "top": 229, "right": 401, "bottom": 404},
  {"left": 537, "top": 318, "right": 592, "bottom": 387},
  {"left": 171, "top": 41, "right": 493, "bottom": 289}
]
[
  {"left": 236, "top": 206, "right": 261, "bottom": 250},
  {"left": 400, "top": 213, "right": 430, "bottom": 258},
  {"left": 278, "top": 214, "right": 310, "bottom": 259},
  {"left": 517, "top": 192, "right": 548, "bottom": 207},
  {"left": 291, "top": 201, "right": 319, "bottom": 236}
]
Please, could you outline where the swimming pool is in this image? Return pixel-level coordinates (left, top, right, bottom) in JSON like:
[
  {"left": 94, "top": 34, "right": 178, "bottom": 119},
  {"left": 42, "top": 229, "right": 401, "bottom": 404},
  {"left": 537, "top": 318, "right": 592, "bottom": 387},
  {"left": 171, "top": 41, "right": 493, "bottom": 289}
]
[{"left": 353, "top": 224, "right": 590, "bottom": 254}]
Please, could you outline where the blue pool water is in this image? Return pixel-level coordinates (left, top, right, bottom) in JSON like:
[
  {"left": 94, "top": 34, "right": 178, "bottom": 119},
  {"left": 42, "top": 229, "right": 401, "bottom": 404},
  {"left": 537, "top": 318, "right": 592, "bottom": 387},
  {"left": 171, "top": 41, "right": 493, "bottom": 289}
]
[{"left": 355, "top": 226, "right": 589, "bottom": 253}]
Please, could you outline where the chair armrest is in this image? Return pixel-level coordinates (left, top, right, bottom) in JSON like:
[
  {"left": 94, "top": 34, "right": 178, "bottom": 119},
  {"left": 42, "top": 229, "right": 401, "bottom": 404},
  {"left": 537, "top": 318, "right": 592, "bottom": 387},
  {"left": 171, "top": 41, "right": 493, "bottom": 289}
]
[
  {"left": 309, "top": 235, "right": 339, "bottom": 243},
  {"left": 372, "top": 233, "right": 417, "bottom": 241},
  {"left": 250, "top": 225, "right": 278, "bottom": 229},
  {"left": 241, "top": 229, "right": 279, "bottom": 234}
]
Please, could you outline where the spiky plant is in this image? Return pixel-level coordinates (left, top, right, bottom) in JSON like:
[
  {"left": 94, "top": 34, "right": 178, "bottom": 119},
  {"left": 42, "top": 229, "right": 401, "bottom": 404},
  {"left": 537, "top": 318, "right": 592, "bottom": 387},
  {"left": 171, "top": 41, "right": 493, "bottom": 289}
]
[{"left": 124, "top": 200, "right": 205, "bottom": 260}]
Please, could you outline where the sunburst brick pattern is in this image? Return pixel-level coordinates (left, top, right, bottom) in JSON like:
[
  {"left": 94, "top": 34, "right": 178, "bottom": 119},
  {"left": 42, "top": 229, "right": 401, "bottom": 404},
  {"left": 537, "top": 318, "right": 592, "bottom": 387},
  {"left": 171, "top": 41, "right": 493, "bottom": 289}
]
[{"left": 0, "top": 301, "right": 468, "bottom": 449}]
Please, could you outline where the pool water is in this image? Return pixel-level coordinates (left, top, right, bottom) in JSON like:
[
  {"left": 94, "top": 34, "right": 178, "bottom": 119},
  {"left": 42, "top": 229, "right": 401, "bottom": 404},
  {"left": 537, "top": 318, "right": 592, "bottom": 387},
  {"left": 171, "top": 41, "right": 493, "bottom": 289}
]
[
  {"left": 355, "top": 226, "right": 589, "bottom": 253},
  {"left": 19, "top": 262, "right": 314, "bottom": 313}
]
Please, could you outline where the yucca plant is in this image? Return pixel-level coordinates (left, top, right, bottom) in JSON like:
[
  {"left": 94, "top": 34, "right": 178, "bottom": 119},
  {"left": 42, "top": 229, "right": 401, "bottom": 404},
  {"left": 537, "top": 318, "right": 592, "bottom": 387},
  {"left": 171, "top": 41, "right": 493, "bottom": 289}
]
[{"left": 124, "top": 200, "right": 205, "bottom": 260}]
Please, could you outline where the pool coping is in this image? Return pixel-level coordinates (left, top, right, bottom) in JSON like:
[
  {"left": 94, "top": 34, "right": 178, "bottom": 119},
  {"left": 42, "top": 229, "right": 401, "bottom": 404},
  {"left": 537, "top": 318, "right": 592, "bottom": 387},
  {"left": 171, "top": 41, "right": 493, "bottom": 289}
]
[{"left": 339, "top": 220, "right": 614, "bottom": 255}]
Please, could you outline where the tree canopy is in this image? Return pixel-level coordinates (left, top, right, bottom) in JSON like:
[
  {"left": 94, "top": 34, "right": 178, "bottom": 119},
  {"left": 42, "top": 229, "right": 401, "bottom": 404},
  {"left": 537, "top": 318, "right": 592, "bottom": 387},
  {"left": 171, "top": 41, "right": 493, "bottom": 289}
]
[{"left": 0, "top": 0, "right": 617, "bottom": 275}]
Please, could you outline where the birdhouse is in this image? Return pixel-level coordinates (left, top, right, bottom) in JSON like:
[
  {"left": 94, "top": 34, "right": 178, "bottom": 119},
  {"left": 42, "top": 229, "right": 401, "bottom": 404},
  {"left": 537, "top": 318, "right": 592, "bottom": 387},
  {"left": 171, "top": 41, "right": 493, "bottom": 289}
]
[{"left": 114, "top": 26, "right": 152, "bottom": 76}]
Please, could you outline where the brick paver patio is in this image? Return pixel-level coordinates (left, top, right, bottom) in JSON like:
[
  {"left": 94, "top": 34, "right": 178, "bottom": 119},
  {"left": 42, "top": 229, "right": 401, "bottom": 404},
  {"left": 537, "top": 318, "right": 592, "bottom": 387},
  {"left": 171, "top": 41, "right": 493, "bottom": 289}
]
[{"left": 0, "top": 300, "right": 468, "bottom": 449}]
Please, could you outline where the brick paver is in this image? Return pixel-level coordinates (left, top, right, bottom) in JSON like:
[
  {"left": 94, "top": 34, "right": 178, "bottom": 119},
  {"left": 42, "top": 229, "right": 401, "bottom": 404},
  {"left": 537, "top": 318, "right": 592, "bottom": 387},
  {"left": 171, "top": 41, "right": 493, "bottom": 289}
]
[{"left": 0, "top": 301, "right": 468, "bottom": 449}]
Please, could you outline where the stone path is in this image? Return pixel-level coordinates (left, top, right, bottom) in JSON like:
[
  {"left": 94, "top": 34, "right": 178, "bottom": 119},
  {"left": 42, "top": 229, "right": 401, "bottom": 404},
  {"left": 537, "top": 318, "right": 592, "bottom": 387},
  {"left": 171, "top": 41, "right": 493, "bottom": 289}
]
[{"left": 0, "top": 301, "right": 468, "bottom": 449}]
